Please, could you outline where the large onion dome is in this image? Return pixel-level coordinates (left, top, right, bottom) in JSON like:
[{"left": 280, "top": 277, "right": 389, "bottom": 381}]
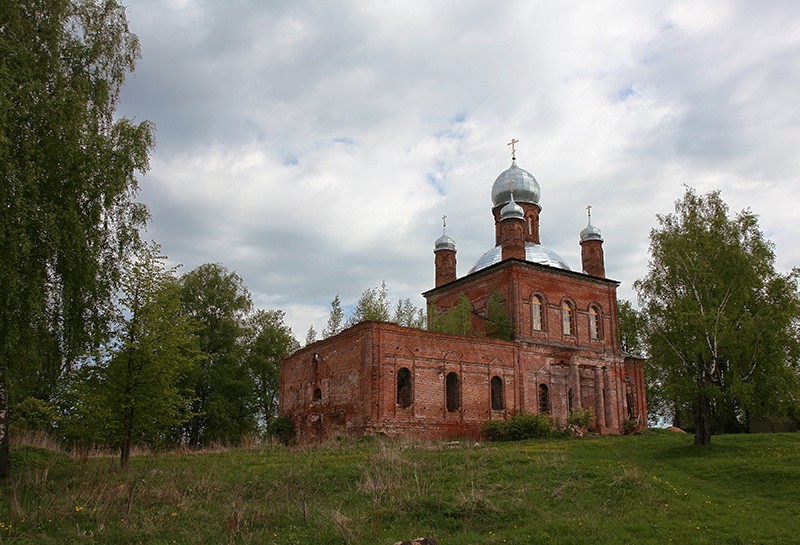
[{"left": 491, "top": 160, "right": 541, "bottom": 208}]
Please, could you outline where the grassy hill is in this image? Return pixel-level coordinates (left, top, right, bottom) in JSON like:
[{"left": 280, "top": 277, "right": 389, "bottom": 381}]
[{"left": 1, "top": 430, "right": 798, "bottom": 544}]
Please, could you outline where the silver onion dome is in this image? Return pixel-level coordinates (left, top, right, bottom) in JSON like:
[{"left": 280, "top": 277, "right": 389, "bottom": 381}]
[
  {"left": 580, "top": 219, "right": 603, "bottom": 242},
  {"left": 500, "top": 191, "right": 524, "bottom": 220},
  {"left": 491, "top": 161, "right": 541, "bottom": 207},
  {"left": 468, "top": 242, "right": 571, "bottom": 274},
  {"left": 434, "top": 232, "right": 456, "bottom": 251}
]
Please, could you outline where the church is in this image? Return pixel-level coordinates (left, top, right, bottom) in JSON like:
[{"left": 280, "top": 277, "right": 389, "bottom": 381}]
[{"left": 279, "top": 142, "right": 647, "bottom": 442}]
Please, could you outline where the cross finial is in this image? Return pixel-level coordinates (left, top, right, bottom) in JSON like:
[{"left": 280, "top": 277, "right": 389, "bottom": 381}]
[
  {"left": 507, "top": 138, "right": 519, "bottom": 160},
  {"left": 586, "top": 204, "right": 592, "bottom": 220},
  {"left": 442, "top": 214, "right": 447, "bottom": 233}
]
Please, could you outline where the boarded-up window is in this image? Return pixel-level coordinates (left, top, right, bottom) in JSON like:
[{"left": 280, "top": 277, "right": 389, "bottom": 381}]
[
  {"left": 562, "top": 301, "right": 574, "bottom": 336},
  {"left": 589, "top": 305, "right": 601, "bottom": 340},
  {"left": 397, "top": 367, "right": 412, "bottom": 408},
  {"left": 446, "top": 372, "right": 460, "bottom": 412},
  {"left": 491, "top": 376, "right": 504, "bottom": 410},
  {"left": 538, "top": 384, "right": 550, "bottom": 413},
  {"left": 532, "top": 295, "right": 543, "bottom": 331}
]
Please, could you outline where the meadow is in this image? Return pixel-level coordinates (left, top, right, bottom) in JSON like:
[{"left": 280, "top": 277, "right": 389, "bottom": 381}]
[{"left": 1, "top": 430, "right": 798, "bottom": 544}]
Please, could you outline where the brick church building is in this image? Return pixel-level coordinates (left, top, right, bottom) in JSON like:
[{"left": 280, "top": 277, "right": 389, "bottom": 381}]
[{"left": 279, "top": 145, "right": 647, "bottom": 442}]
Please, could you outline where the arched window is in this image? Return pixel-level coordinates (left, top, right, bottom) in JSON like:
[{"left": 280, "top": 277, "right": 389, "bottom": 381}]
[
  {"left": 491, "top": 376, "right": 504, "bottom": 410},
  {"left": 446, "top": 372, "right": 461, "bottom": 412},
  {"left": 397, "top": 367, "right": 412, "bottom": 408},
  {"left": 531, "top": 295, "right": 543, "bottom": 331},
  {"left": 313, "top": 388, "right": 322, "bottom": 401},
  {"left": 589, "top": 305, "right": 602, "bottom": 340},
  {"left": 568, "top": 387, "right": 574, "bottom": 412},
  {"left": 538, "top": 384, "right": 550, "bottom": 413},
  {"left": 562, "top": 301, "right": 574, "bottom": 336}
]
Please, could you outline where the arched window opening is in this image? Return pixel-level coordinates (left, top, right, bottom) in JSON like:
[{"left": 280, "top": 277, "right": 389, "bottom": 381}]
[
  {"left": 568, "top": 387, "right": 574, "bottom": 412},
  {"left": 313, "top": 388, "right": 322, "bottom": 401},
  {"left": 538, "top": 384, "right": 550, "bottom": 413},
  {"left": 446, "top": 372, "right": 461, "bottom": 412},
  {"left": 589, "top": 305, "right": 601, "bottom": 340},
  {"left": 397, "top": 367, "right": 412, "bottom": 408},
  {"left": 562, "top": 301, "right": 574, "bottom": 336},
  {"left": 532, "top": 295, "right": 543, "bottom": 331},
  {"left": 491, "top": 376, "right": 504, "bottom": 410}
]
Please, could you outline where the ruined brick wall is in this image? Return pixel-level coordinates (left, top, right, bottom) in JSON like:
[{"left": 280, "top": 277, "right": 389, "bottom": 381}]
[
  {"left": 280, "top": 318, "right": 645, "bottom": 443},
  {"left": 280, "top": 323, "right": 375, "bottom": 442}
]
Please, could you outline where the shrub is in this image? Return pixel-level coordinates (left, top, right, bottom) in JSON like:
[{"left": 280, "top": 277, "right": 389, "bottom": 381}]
[
  {"left": 12, "top": 396, "right": 60, "bottom": 434},
  {"left": 507, "top": 413, "right": 553, "bottom": 440},
  {"left": 481, "top": 420, "right": 508, "bottom": 441},
  {"left": 568, "top": 407, "right": 594, "bottom": 429},
  {"left": 269, "top": 415, "right": 296, "bottom": 445}
]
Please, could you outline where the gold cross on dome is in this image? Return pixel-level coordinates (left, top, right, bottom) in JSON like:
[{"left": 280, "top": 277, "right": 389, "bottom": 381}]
[{"left": 507, "top": 138, "right": 519, "bottom": 160}]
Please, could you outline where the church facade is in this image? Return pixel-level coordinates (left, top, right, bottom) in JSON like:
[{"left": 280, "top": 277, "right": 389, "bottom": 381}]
[{"left": 279, "top": 148, "right": 647, "bottom": 442}]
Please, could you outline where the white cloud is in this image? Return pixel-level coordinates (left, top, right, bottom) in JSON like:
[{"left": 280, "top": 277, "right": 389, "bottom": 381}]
[{"left": 122, "top": 0, "right": 800, "bottom": 337}]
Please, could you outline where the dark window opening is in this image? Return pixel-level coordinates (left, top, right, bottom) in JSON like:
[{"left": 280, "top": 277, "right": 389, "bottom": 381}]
[
  {"left": 568, "top": 387, "right": 574, "bottom": 412},
  {"left": 538, "top": 384, "right": 550, "bottom": 414},
  {"left": 313, "top": 388, "right": 322, "bottom": 401},
  {"left": 491, "top": 376, "right": 504, "bottom": 410},
  {"left": 446, "top": 372, "right": 461, "bottom": 412},
  {"left": 397, "top": 367, "right": 412, "bottom": 408}
]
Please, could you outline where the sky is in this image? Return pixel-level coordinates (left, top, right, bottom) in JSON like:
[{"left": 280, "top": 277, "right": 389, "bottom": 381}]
[{"left": 117, "top": 0, "right": 800, "bottom": 341}]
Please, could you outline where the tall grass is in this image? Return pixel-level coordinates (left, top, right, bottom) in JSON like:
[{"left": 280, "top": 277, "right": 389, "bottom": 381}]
[{"left": 1, "top": 431, "right": 799, "bottom": 544}]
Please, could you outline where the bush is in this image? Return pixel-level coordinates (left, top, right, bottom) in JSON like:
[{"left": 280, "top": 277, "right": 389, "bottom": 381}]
[
  {"left": 507, "top": 413, "right": 553, "bottom": 440},
  {"left": 480, "top": 420, "right": 508, "bottom": 441},
  {"left": 269, "top": 415, "right": 296, "bottom": 445},
  {"left": 568, "top": 407, "right": 594, "bottom": 429},
  {"left": 11, "top": 396, "right": 59, "bottom": 434}
]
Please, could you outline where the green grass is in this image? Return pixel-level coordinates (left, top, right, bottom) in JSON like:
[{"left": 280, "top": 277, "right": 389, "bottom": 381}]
[{"left": 1, "top": 431, "right": 799, "bottom": 544}]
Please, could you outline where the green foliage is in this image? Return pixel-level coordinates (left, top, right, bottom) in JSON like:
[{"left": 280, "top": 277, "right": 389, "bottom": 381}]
[
  {"left": 347, "top": 282, "right": 391, "bottom": 326},
  {"left": 568, "top": 407, "right": 594, "bottom": 429},
  {"left": 0, "top": 0, "right": 154, "bottom": 476},
  {"left": 3, "top": 432, "right": 800, "bottom": 543},
  {"left": 179, "top": 264, "right": 256, "bottom": 446},
  {"left": 322, "top": 294, "right": 345, "bottom": 338},
  {"left": 304, "top": 325, "right": 317, "bottom": 346},
  {"left": 392, "top": 298, "right": 426, "bottom": 329},
  {"left": 485, "top": 290, "right": 513, "bottom": 340},
  {"left": 428, "top": 295, "right": 475, "bottom": 336},
  {"left": 480, "top": 420, "right": 508, "bottom": 441},
  {"left": 62, "top": 243, "right": 199, "bottom": 466},
  {"left": 268, "top": 415, "right": 296, "bottom": 445},
  {"left": 245, "top": 310, "right": 299, "bottom": 433},
  {"left": 617, "top": 299, "right": 645, "bottom": 356},
  {"left": 10, "top": 397, "right": 59, "bottom": 434},
  {"left": 507, "top": 412, "right": 554, "bottom": 440},
  {"left": 635, "top": 188, "right": 800, "bottom": 445}
]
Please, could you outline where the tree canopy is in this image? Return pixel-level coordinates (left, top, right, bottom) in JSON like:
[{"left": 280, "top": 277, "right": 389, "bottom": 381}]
[
  {"left": 0, "top": 0, "right": 153, "bottom": 477},
  {"left": 179, "top": 263, "right": 255, "bottom": 446},
  {"left": 635, "top": 188, "right": 800, "bottom": 445}
]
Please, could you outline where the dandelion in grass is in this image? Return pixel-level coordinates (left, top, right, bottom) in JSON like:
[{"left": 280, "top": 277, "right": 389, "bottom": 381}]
[{"left": 75, "top": 506, "right": 83, "bottom": 513}]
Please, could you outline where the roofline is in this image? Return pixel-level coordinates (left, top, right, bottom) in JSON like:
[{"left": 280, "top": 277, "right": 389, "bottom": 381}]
[{"left": 423, "top": 257, "right": 620, "bottom": 298}]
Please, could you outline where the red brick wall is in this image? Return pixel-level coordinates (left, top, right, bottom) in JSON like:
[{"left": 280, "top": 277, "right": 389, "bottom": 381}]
[{"left": 280, "top": 318, "right": 646, "bottom": 442}]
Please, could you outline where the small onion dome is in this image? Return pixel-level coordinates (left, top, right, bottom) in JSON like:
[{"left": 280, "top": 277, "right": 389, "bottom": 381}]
[
  {"left": 435, "top": 232, "right": 456, "bottom": 251},
  {"left": 580, "top": 219, "right": 603, "bottom": 242},
  {"left": 500, "top": 191, "right": 524, "bottom": 221},
  {"left": 491, "top": 160, "right": 541, "bottom": 207}
]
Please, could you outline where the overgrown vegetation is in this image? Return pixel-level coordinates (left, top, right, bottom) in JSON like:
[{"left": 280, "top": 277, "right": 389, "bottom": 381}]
[
  {"left": 481, "top": 413, "right": 555, "bottom": 441},
  {"left": 2, "top": 431, "right": 799, "bottom": 544}
]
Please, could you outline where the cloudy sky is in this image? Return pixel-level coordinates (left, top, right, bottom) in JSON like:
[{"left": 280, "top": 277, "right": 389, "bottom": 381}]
[{"left": 118, "top": 0, "right": 800, "bottom": 340}]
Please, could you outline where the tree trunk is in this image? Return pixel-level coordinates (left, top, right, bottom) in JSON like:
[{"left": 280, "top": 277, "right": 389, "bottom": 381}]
[
  {"left": 694, "top": 390, "right": 712, "bottom": 445},
  {"left": 0, "top": 367, "right": 9, "bottom": 478}
]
